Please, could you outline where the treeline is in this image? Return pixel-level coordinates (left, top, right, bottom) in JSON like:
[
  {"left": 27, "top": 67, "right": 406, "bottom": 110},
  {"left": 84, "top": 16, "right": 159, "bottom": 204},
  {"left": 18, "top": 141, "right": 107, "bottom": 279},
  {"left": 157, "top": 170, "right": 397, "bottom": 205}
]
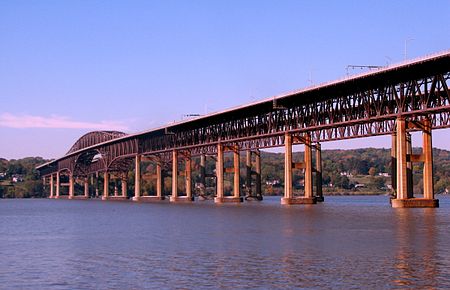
[
  {"left": 258, "top": 148, "right": 450, "bottom": 195},
  {"left": 1, "top": 147, "right": 449, "bottom": 198},
  {"left": 0, "top": 157, "right": 49, "bottom": 198}
]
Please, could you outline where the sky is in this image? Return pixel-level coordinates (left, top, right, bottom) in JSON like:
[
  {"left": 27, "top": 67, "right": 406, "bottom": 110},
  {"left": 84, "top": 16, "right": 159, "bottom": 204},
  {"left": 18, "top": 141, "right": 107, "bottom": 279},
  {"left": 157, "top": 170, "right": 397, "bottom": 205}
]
[{"left": 0, "top": 0, "right": 449, "bottom": 159}]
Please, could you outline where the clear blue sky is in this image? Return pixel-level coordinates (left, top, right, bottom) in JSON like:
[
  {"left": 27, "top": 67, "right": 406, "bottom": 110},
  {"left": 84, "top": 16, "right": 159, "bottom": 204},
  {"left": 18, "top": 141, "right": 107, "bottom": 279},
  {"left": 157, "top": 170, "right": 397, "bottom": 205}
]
[{"left": 1, "top": 0, "right": 449, "bottom": 159}]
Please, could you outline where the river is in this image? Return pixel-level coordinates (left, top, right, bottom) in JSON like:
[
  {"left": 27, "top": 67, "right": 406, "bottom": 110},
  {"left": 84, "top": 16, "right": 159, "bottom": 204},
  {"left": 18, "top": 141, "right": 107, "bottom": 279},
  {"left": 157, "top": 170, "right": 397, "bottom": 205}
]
[{"left": 1, "top": 196, "right": 450, "bottom": 289}]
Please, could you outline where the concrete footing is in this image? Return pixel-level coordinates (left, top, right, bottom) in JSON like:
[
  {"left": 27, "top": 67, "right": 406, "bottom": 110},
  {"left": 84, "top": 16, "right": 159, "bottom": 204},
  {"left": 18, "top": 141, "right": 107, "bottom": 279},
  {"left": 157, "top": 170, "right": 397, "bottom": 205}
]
[
  {"left": 107, "top": 196, "right": 128, "bottom": 201},
  {"left": 391, "top": 198, "right": 439, "bottom": 208},
  {"left": 214, "top": 197, "right": 244, "bottom": 203},
  {"left": 315, "top": 196, "right": 325, "bottom": 202},
  {"left": 101, "top": 196, "right": 109, "bottom": 201},
  {"left": 71, "top": 196, "right": 89, "bottom": 200},
  {"left": 245, "top": 195, "right": 263, "bottom": 201},
  {"left": 170, "top": 196, "right": 194, "bottom": 203},
  {"left": 281, "top": 197, "right": 317, "bottom": 205},
  {"left": 139, "top": 196, "right": 166, "bottom": 202},
  {"left": 55, "top": 195, "right": 69, "bottom": 199}
]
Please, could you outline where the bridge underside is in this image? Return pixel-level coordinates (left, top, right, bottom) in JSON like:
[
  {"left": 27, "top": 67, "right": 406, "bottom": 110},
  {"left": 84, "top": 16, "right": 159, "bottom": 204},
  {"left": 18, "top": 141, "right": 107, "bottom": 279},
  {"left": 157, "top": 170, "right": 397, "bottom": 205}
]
[{"left": 38, "top": 51, "right": 450, "bottom": 207}]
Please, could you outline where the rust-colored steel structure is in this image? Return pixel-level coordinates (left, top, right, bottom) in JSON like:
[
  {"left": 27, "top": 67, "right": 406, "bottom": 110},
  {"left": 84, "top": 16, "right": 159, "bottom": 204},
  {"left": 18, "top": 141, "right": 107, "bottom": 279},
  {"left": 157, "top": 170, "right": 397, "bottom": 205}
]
[{"left": 38, "top": 51, "right": 450, "bottom": 207}]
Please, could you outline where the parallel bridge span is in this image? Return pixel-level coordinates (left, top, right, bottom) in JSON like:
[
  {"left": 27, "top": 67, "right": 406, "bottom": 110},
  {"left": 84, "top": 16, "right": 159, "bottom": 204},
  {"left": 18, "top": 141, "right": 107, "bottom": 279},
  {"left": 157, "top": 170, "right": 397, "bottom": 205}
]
[{"left": 37, "top": 50, "right": 450, "bottom": 207}]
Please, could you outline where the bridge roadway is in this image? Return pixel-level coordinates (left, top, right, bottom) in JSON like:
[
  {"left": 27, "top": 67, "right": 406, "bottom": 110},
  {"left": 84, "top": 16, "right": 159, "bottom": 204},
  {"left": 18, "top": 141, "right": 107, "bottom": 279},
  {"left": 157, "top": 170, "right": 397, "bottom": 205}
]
[{"left": 37, "top": 50, "right": 450, "bottom": 207}]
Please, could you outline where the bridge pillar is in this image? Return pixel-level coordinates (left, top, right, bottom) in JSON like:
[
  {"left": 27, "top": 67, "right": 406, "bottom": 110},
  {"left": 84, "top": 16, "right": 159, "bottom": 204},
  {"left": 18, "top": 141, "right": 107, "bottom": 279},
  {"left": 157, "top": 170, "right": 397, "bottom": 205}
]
[
  {"left": 245, "top": 150, "right": 252, "bottom": 197},
  {"left": 255, "top": 149, "right": 262, "bottom": 199},
  {"left": 391, "top": 117, "right": 438, "bottom": 208},
  {"left": 233, "top": 146, "right": 241, "bottom": 199},
  {"left": 56, "top": 171, "right": 60, "bottom": 198},
  {"left": 214, "top": 144, "right": 224, "bottom": 203},
  {"left": 68, "top": 173, "right": 74, "bottom": 199},
  {"left": 245, "top": 149, "right": 263, "bottom": 201},
  {"left": 391, "top": 133, "right": 397, "bottom": 197},
  {"left": 121, "top": 173, "right": 127, "bottom": 198},
  {"left": 95, "top": 172, "right": 99, "bottom": 198},
  {"left": 215, "top": 145, "right": 243, "bottom": 203},
  {"left": 283, "top": 133, "right": 293, "bottom": 201},
  {"left": 114, "top": 180, "right": 119, "bottom": 197},
  {"left": 170, "top": 150, "right": 179, "bottom": 202},
  {"left": 282, "top": 133, "right": 317, "bottom": 205},
  {"left": 84, "top": 178, "right": 89, "bottom": 198},
  {"left": 406, "top": 133, "right": 414, "bottom": 198},
  {"left": 423, "top": 118, "right": 435, "bottom": 201},
  {"left": 133, "top": 155, "right": 141, "bottom": 201},
  {"left": 184, "top": 154, "right": 194, "bottom": 201},
  {"left": 102, "top": 172, "right": 109, "bottom": 200},
  {"left": 304, "top": 134, "right": 313, "bottom": 198},
  {"left": 199, "top": 154, "right": 206, "bottom": 197},
  {"left": 49, "top": 174, "right": 54, "bottom": 198},
  {"left": 315, "top": 143, "right": 324, "bottom": 202},
  {"left": 156, "top": 160, "right": 164, "bottom": 199},
  {"left": 171, "top": 151, "right": 194, "bottom": 202}
]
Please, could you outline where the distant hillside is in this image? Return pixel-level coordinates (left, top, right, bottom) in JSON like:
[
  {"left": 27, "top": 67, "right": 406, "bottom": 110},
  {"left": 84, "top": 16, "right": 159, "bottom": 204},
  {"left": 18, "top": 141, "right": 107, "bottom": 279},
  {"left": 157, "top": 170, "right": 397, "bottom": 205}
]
[{"left": 1, "top": 148, "right": 449, "bottom": 198}]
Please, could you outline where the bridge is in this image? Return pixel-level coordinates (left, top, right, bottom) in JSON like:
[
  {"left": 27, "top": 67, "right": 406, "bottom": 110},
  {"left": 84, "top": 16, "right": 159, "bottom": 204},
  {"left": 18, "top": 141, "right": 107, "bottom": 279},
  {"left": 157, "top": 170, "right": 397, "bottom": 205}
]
[{"left": 37, "top": 50, "right": 450, "bottom": 207}]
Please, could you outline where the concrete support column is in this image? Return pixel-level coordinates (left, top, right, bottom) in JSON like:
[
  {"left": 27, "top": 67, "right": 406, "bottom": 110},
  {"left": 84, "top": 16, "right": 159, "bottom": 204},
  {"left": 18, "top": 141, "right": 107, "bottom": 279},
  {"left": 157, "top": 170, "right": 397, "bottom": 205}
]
[
  {"left": 423, "top": 118, "right": 434, "bottom": 200},
  {"left": 156, "top": 161, "right": 162, "bottom": 198},
  {"left": 233, "top": 146, "right": 240, "bottom": 198},
  {"left": 396, "top": 118, "right": 408, "bottom": 200},
  {"left": 69, "top": 174, "right": 74, "bottom": 199},
  {"left": 284, "top": 133, "right": 293, "bottom": 199},
  {"left": 121, "top": 173, "right": 127, "bottom": 198},
  {"left": 84, "top": 178, "right": 89, "bottom": 198},
  {"left": 200, "top": 154, "right": 206, "bottom": 196},
  {"left": 392, "top": 117, "right": 438, "bottom": 208},
  {"left": 95, "top": 172, "right": 99, "bottom": 197},
  {"left": 185, "top": 155, "right": 192, "bottom": 199},
  {"left": 103, "top": 172, "right": 109, "bottom": 200},
  {"left": 56, "top": 171, "right": 60, "bottom": 198},
  {"left": 216, "top": 143, "right": 224, "bottom": 200},
  {"left": 391, "top": 133, "right": 397, "bottom": 196},
  {"left": 246, "top": 150, "right": 252, "bottom": 196},
  {"left": 114, "top": 180, "right": 119, "bottom": 197},
  {"left": 304, "top": 134, "right": 313, "bottom": 198},
  {"left": 50, "top": 174, "right": 54, "bottom": 198},
  {"left": 406, "top": 133, "right": 414, "bottom": 198},
  {"left": 134, "top": 155, "right": 141, "bottom": 201},
  {"left": 315, "top": 143, "right": 324, "bottom": 202},
  {"left": 255, "top": 149, "right": 262, "bottom": 198},
  {"left": 172, "top": 150, "right": 178, "bottom": 199}
]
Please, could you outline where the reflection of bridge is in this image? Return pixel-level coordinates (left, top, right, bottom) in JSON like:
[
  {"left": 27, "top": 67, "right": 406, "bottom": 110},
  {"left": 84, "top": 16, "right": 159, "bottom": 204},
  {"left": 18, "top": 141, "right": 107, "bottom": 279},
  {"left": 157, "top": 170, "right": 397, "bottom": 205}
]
[{"left": 37, "top": 51, "right": 450, "bottom": 207}]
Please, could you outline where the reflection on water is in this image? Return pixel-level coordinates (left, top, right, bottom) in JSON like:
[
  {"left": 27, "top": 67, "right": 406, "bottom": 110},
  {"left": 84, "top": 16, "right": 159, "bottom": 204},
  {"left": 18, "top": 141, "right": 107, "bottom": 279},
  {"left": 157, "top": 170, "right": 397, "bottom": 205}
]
[{"left": 1, "top": 196, "right": 450, "bottom": 289}]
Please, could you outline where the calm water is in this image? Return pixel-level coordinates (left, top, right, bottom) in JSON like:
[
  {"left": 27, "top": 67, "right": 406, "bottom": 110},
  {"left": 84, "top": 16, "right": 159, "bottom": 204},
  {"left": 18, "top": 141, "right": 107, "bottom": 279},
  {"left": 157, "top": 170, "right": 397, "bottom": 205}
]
[{"left": 2, "top": 196, "right": 450, "bottom": 289}]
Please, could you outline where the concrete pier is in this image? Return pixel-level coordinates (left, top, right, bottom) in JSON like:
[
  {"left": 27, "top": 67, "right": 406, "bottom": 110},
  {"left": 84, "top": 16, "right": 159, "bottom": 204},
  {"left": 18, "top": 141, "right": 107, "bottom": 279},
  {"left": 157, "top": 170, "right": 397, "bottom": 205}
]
[
  {"left": 281, "top": 133, "right": 317, "bottom": 205},
  {"left": 200, "top": 154, "right": 206, "bottom": 196},
  {"left": 68, "top": 174, "right": 74, "bottom": 199},
  {"left": 121, "top": 173, "right": 127, "bottom": 198},
  {"left": 255, "top": 149, "right": 262, "bottom": 198},
  {"left": 49, "top": 174, "right": 54, "bottom": 198},
  {"left": 55, "top": 171, "right": 60, "bottom": 198},
  {"left": 391, "top": 117, "right": 438, "bottom": 208},
  {"left": 214, "top": 144, "right": 242, "bottom": 203},
  {"left": 84, "top": 178, "right": 89, "bottom": 198},
  {"left": 133, "top": 155, "right": 141, "bottom": 201},
  {"left": 315, "top": 143, "right": 324, "bottom": 202},
  {"left": 245, "top": 149, "right": 263, "bottom": 201},
  {"left": 102, "top": 172, "right": 109, "bottom": 200}
]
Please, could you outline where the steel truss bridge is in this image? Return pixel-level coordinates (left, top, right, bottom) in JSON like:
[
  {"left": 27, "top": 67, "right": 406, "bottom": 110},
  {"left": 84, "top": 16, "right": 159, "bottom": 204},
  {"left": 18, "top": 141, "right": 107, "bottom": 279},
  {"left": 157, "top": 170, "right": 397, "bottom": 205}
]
[{"left": 37, "top": 50, "right": 450, "bottom": 207}]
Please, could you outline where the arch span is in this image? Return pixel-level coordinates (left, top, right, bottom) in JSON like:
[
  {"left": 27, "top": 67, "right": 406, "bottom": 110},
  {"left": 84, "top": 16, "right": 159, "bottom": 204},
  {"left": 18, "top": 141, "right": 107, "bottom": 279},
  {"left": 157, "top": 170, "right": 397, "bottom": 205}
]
[{"left": 67, "top": 131, "right": 127, "bottom": 154}]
